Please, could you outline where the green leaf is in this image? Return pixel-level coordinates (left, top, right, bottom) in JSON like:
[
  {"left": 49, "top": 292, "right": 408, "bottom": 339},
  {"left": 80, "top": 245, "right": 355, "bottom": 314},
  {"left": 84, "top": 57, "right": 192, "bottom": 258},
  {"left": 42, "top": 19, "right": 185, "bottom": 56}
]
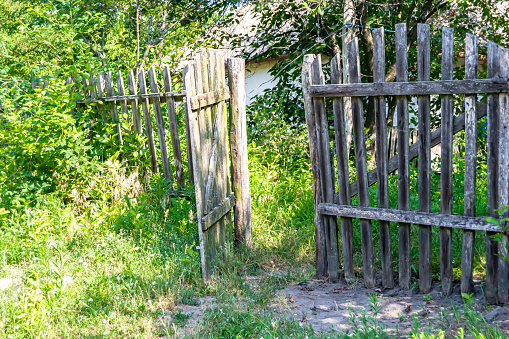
[{"left": 484, "top": 216, "right": 500, "bottom": 226}]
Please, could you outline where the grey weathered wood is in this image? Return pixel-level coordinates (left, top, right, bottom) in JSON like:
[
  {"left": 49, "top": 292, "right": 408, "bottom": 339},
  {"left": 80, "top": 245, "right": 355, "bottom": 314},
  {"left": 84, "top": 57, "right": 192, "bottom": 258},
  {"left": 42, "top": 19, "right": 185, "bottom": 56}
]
[
  {"left": 373, "top": 28, "right": 393, "bottom": 289},
  {"left": 215, "top": 50, "right": 230, "bottom": 247},
  {"left": 202, "top": 194, "right": 235, "bottom": 231},
  {"left": 148, "top": 66, "right": 172, "bottom": 182},
  {"left": 127, "top": 70, "right": 143, "bottom": 134},
  {"left": 162, "top": 66, "right": 185, "bottom": 186},
  {"left": 312, "top": 54, "right": 340, "bottom": 282},
  {"left": 497, "top": 46, "right": 509, "bottom": 303},
  {"left": 348, "top": 102, "right": 488, "bottom": 198},
  {"left": 96, "top": 73, "right": 107, "bottom": 122},
  {"left": 486, "top": 41, "right": 500, "bottom": 304},
  {"left": 319, "top": 204, "right": 502, "bottom": 232},
  {"left": 105, "top": 71, "right": 123, "bottom": 144},
  {"left": 138, "top": 67, "right": 159, "bottom": 173},
  {"left": 116, "top": 71, "right": 129, "bottom": 123},
  {"left": 302, "top": 54, "right": 328, "bottom": 278},
  {"left": 461, "top": 33, "right": 478, "bottom": 295},
  {"left": 183, "top": 62, "right": 208, "bottom": 280},
  {"left": 76, "top": 91, "right": 187, "bottom": 103},
  {"left": 418, "top": 23, "right": 432, "bottom": 294},
  {"left": 349, "top": 38, "right": 375, "bottom": 288},
  {"left": 309, "top": 79, "right": 508, "bottom": 98},
  {"left": 228, "top": 57, "right": 253, "bottom": 248},
  {"left": 190, "top": 87, "right": 230, "bottom": 110},
  {"left": 396, "top": 23, "right": 411, "bottom": 290},
  {"left": 440, "top": 27, "right": 454, "bottom": 296},
  {"left": 331, "top": 54, "right": 354, "bottom": 280}
]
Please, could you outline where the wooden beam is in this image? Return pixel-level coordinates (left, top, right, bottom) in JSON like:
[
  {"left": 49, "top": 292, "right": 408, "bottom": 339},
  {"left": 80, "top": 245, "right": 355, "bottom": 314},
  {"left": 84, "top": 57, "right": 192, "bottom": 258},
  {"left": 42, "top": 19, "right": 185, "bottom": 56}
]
[
  {"left": 202, "top": 194, "right": 235, "bottom": 231},
  {"left": 310, "top": 79, "right": 508, "bottom": 97},
  {"left": 318, "top": 204, "right": 502, "bottom": 232},
  {"left": 190, "top": 87, "right": 230, "bottom": 110},
  {"left": 76, "top": 90, "right": 187, "bottom": 104}
]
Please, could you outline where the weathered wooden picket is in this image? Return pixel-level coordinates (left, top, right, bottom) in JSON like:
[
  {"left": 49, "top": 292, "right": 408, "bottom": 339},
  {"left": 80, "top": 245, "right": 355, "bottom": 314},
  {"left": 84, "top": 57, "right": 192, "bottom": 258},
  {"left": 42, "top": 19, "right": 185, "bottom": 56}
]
[
  {"left": 73, "top": 49, "right": 252, "bottom": 281},
  {"left": 303, "top": 23, "right": 509, "bottom": 302}
]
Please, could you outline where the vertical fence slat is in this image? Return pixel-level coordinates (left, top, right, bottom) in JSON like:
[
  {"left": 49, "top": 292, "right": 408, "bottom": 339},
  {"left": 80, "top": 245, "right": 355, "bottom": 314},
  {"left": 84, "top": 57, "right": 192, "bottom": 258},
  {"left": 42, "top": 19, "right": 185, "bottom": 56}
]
[
  {"left": 373, "top": 27, "right": 393, "bottom": 289},
  {"left": 312, "top": 55, "right": 340, "bottom": 282},
  {"left": 396, "top": 23, "right": 411, "bottom": 289},
  {"left": 127, "top": 70, "right": 143, "bottom": 134},
  {"left": 162, "top": 66, "right": 185, "bottom": 186},
  {"left": 486, "top": 41, "right": 500, "bottom": 304},
  {"left": 417, "top": 23, "right": 432, "bottom": 294},
  {"left": 138, "top": 67, "right": 159, "bottom": 173},
  {"left": 214, "top": 50, "right": 229, "bottom": 247},
  {"left": 148, "top": 67, "right": 172, "bottom": 182},
  {"left": 116, "top": 71, "right": 129, "bottom": 123},
  {"left": 302, "top": 54, "right": 328, "bottom": 278},
  {"left": 440, "top": 27, "right": 454, "bottom": 296},
  {"left": 349, "top": 38, "right": 375, "bottom": 288},
  {"left": 461, "top": 33, "right": 478, "bottom": 295},
  {"left": 331, "top": 53, "right": 354, "bottom": 280},
  {"left": 183, "top": 62, "right": 209, "bottom": 280},
  {"left": 96, "top": 73, "right": 107, "bottom": 122},
  {"left": 497, "top": 46, "right": 509, "bottom": 303},
  {"left": 105, "top": 71, "right": 123, "bottom": 144}
]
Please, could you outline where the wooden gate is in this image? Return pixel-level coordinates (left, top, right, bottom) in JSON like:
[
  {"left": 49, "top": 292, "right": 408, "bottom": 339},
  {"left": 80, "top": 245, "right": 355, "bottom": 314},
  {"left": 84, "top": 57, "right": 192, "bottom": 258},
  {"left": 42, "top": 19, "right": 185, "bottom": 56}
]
[
  {"left": 303, "top": 23, "right": 509, "bottom": 302},
  {"left": 73, "top": 49, "right": 252, "bottom": 282},
  {"left": 184, "top": 49, "right": 252, "bottom": 280}
]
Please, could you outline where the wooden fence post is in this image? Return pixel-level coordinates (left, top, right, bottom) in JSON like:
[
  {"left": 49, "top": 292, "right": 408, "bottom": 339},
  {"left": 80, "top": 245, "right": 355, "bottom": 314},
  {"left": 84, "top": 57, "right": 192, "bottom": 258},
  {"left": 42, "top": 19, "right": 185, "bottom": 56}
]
[
  {"left": 302, "top": 55, "right": 328, "bottom": 278},
  {"left": 227, "top": 58, "right": 252, "bottom": 247}
]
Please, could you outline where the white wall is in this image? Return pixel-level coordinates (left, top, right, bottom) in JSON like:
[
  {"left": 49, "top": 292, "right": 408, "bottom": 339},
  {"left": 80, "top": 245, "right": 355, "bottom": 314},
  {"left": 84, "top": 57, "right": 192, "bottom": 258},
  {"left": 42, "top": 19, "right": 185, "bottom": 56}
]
[{"left": 244, "top": 60, "right": 279, "bottom": 105}]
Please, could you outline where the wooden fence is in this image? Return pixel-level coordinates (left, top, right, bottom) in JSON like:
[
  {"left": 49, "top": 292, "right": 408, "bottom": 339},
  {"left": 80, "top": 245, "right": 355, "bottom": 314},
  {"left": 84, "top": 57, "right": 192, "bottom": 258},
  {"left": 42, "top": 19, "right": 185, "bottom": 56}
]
[
  {"left": 72, "top": 49, "right": 252, "bottom": 281},
  {"left": 303, "top": 23, "right": 509, "bottom": 303}
]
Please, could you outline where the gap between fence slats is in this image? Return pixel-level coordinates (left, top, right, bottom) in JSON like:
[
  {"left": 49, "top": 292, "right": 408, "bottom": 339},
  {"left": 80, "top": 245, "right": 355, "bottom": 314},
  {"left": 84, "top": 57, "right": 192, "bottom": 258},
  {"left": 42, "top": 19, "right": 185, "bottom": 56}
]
[
  {"left": 373, "top": 27, "right": 394, "bottom": 289},
  {"left": 331, "top": 54, "right": 354, "bottom": 281},
  {"left": 349, "top": 38, "right": 375, "bottom": 288}
]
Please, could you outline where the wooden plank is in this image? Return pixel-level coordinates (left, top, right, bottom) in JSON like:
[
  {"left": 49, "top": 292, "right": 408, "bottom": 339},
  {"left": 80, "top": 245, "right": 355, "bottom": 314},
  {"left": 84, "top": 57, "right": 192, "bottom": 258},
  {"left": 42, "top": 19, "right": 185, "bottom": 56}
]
[
  {"left": 461, "top": 33, "right": 478, "bottom": 295},
  {"left": 497, "top": 46, "right": 509, "bottom": 303},
  {"left": 190, "top": 87, "right": 230, "bottom": 110},
  {"left": 214, "top": 50, "right": 230, "bottom": 247},
  {"left": 486, "top": 41, "right": 500, "bottom": 304},
  {"left": 309, "top": 79, "right": 508, "bottom": 98},
  {"left": 312, "top": 55, "right": 340, "bottom": 282},
  {"left": 440, "top": 27, "right": 454, "bottom": 296},
  {"left": 78, "top": 91, "right": 187, "bottom": 103},
  {"left": 96, "top": 72, "right": 107, "bottom": 122},
  {"left": 349, "top": 38, "right": 375, "bottom": 288},
  {"left": 105, "top": 72, "right": 123, "bottom": 144},
  {"left": 228, "top": 57, "right": 252, "bottom": 248},
  {"left": 162, "top": 66, "right": 185, "bottom": 186},
  {"left": 373, "top": 27, "right": 393, "bottom": 289},
  {"left": 302, "top": 54, "right": 328, "bottom": 278},
  {"left": 116, "top": 71, "right": 129, "bottom": 123},
  {"left": 418, "top": 23, "right": 432, "bottom": 294},
  {"left": 138, "top": 67, "right": 159, "bottom": 173},
  {"left": 148, "top": 66, "right": 172, "bottom": 182},
  {"left": 183, "top": 62, "right": 209, "bottom": 280},
  {"left": 348, "top": 102, "right": 488, "bottom": 198},
  {"left": 331, "top": 53, "right": 354, "bottom": 280},
  {"left": 319, "top": 204, "right": 502, "bottom": 232},
  {"left": 396, "top": 23, "right": 411, "bottom": 290},
  {"left": 202, "top": 194, "right": 235, "bottom": 231},
  {"left": 127, "top": 70, "right": 143, "bottom": 134}
]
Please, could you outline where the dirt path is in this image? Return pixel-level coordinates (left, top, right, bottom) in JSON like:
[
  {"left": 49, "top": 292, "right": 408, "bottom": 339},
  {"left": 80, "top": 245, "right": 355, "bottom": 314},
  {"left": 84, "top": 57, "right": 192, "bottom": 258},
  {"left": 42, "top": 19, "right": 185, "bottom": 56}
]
[{"left": 271, "top": 278, "right": 509, "bottom": 336}]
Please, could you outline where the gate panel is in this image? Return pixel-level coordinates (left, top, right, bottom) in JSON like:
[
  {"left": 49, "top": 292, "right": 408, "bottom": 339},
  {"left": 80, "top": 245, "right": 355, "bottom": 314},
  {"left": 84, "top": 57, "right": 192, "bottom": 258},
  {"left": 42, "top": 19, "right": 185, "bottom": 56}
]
[{"left": 184, "top": 49, "right": 233, "bottom": 280}]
